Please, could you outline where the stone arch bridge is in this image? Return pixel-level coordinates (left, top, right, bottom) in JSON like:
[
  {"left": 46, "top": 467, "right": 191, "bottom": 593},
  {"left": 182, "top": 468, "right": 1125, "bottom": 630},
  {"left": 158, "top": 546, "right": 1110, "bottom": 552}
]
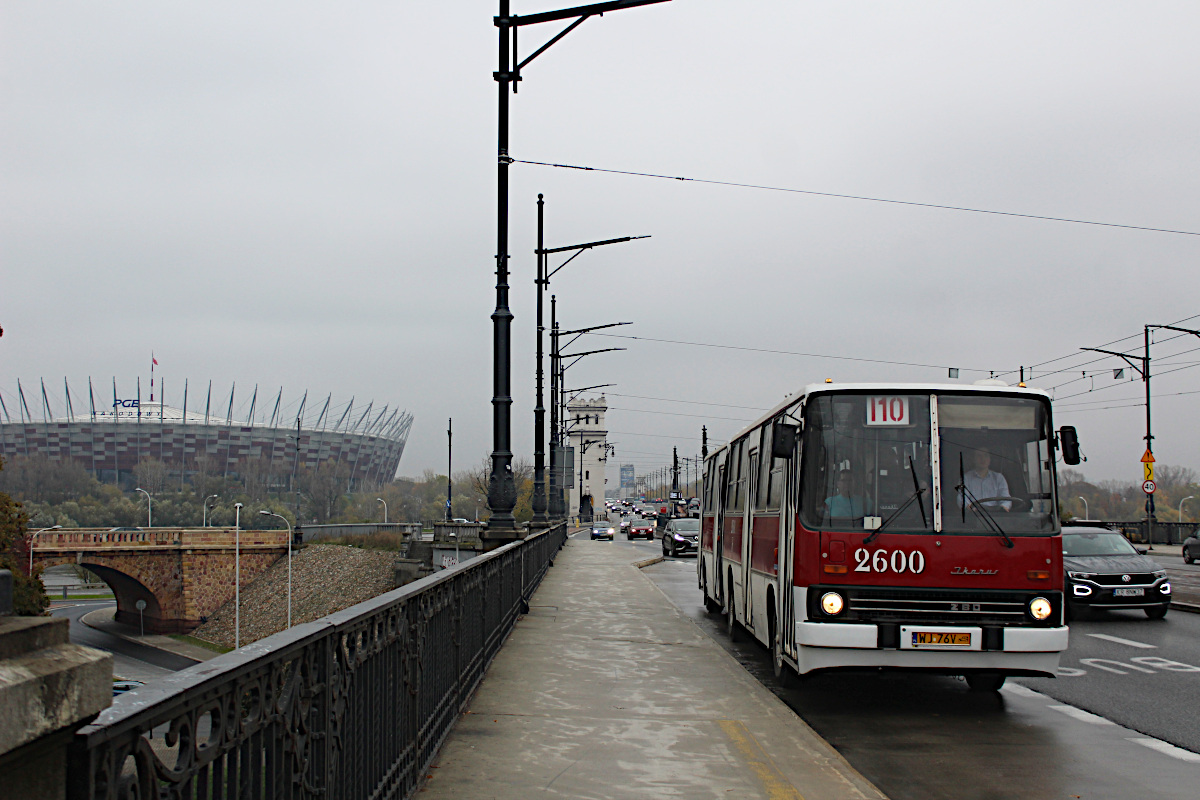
[{"left": 31, "top": 528, "right": 290, "bottom": 634}]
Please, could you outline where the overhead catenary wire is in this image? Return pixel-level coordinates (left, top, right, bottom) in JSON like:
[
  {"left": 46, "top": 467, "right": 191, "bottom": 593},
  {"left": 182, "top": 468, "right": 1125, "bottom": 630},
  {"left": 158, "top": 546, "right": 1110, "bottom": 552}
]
[
  {"left": 585, "top": 332, "right": 989, "bottom": 373},
  {"left": 514, "top": 158, "right": 1200, "bottom": 238}
]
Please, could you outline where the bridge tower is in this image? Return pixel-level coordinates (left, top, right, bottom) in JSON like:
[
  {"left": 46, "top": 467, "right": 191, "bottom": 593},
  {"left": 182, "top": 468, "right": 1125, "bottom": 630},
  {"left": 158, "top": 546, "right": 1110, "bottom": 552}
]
[{"left": 566, "top": 396, "right": 607, "bottom": 521}]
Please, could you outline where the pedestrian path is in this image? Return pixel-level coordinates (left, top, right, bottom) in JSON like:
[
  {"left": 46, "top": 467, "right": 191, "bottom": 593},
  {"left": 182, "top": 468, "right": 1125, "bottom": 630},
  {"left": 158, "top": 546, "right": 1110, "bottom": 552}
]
[{"left": 419, "top": 536, "right": 886, "bottom": 800}]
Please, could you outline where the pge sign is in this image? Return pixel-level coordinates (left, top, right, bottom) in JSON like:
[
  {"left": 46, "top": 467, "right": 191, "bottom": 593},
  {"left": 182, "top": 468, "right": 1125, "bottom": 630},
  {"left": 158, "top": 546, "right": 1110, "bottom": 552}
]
[{"left": 113, "top": 399, "right": 140, "bottom": 408}]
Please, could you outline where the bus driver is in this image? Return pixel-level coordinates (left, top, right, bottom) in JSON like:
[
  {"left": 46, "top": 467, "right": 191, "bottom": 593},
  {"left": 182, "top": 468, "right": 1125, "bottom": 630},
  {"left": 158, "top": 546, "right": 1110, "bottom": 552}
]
[
  {"left": 824, "top": 471, "right": 868, "bottom": 519},
  {"left": 962, "top": 450, "right": 1012, "bottom": 511}
]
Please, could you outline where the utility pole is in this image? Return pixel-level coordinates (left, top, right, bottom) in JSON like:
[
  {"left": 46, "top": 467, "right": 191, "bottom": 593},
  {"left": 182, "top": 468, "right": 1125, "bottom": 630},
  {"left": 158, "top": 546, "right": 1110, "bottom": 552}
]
[
  {"left": 487, "top": 0, "right": 670, "bottom": 541},
  {"left": 446, "top": 418, "right": 453, "bottom": 522},
  {"left": 701, "top": 425, "right": 708, "bottom": 459},
  {"left": 1084, "top": 322, "right": 1200, "bottom": 547},
  {"left": 533, "top": 195, "right": 647, "bottom": 526},
  {"left": 549, "top": 296, "right": 561, "bottom": 520},
  {"left": 672, "top": 447, "right": 679, "bottom": 496}
]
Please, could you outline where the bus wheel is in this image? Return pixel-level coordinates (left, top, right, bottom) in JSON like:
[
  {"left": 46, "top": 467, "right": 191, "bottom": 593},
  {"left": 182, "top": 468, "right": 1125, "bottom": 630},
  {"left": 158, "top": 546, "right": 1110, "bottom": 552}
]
[
  {"left": 768, "top": 604, "right": 787, "bottom": 682},
  {"left": 725, "top": 574, "right": 737, "bottom": 641},
  {"left": 965, "top": 673, "right": 1006, "bottom": 692},
  {"left": 701, "top": 571, "right": 721, "bottom": 612}
]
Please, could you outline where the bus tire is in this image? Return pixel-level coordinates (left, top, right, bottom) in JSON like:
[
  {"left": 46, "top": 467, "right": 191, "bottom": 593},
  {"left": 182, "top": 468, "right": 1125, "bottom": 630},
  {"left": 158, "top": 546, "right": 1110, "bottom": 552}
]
[
  {"left": 725, "top": 572, "right": 737, "bottom": 641},
  {"left": 965, "top": 673, "right": 1006, "bottom": 692},
  {"left": 768, "top": 598, "right": 787, "bottom": 683}
]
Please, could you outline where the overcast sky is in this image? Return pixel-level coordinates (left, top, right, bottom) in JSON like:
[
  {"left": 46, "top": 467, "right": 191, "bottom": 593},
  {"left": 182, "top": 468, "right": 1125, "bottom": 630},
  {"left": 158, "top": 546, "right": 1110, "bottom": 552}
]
[{"left": 3, "top": 1, "right": 1199, "bottom": 491}]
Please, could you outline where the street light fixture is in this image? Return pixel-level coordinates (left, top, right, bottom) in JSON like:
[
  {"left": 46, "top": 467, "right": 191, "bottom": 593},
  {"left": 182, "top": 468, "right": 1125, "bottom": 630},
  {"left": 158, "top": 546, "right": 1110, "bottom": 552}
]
[
  {"left": 27, "top": 525, "right": 62, "bottom": 575},
  {"left": 488, "top": 0, "right": 670, "bottom": 537},
  {"left": 135, "top": 487, "right": 152, "bottom": 528},
  {"left": 259, "top": 510, "right": 294, "bottom": 629},
  {"left": 1077, "top": 496, "right": 1088, "bottom": 520},
  {"left": 203, "top": 494, "right": 219, "bottom": 527},
  {"left": 234, "top": 502, "right": 243, "bottom": 649},
  {"left": 376, "top": 497, "right": 388, "bottom": 524},
  {"left": 1180, "top": 495, "right": 1195, "bottom": 523}
]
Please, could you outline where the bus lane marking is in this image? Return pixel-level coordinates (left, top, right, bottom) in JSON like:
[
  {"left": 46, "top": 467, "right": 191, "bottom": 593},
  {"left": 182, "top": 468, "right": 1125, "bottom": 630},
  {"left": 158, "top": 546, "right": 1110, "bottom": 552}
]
[
  {"left": 1049, "top": 705, "right": 1114, "bottom": 725},
  {"left": 1077, "top": 658, "right": 1156, "bottom": 675},
  {"left": 1126, "top": 738, "right": 1200, "bottom": 763},
  {"left": 1085, "top": 633, "right": 1156, "bottom": 649}
]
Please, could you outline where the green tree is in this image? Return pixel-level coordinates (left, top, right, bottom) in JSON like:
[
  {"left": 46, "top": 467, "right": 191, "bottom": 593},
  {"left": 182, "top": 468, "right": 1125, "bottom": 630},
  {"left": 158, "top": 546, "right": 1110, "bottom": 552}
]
[{"left": 0, "top": 457, "right": 49, "bottom": 615}]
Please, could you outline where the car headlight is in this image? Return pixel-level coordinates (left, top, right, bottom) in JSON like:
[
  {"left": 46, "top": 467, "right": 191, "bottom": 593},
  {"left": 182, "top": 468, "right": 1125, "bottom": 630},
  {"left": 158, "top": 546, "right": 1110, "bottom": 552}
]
[
  {"left": 820, "top": 591, "right": 844, "bottom": 616},
  {"left": 607, "top": 528, "right": 614, "bottom": 534},
  {"left": 673, "top": 533, "right": 686, "bottom": 541},
  {"left": 1028, "top": 596, "right": 1052, "bottom": 621},
  {"left": 1160, "top": 581, "right": 1171, "bottom": 594},
  {"left": 1067, "top": 571, "right": 1096, "bottom": 580}
]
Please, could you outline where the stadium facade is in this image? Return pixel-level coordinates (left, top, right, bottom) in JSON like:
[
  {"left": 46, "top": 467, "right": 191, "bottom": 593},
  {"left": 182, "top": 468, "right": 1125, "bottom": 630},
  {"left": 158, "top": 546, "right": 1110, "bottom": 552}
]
[{"left": 0, "top": 378, "right": 413, "bottom": 488}]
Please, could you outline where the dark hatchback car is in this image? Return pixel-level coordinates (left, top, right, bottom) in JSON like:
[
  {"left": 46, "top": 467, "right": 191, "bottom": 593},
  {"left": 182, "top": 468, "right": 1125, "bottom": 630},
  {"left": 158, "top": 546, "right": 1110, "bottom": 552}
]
[
  {"left": 590, "top": 520, "right": 615, "bottom": 541},
  {"left": 1063, "top": 528, "right": 1170, "bottom": 619},
  {"left": 1183, "top": 531, "right": 1200, "bottom": 564},
  {"left": 661, "top": 518, "right": 700, "bottom": 557}
]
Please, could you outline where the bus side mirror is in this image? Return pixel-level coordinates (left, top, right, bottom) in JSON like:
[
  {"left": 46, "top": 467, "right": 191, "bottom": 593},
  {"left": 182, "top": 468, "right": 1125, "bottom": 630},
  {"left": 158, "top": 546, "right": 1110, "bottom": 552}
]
[
  {"left": 1059, "top": 426, "right": 1081, "bottom": 465},
  {"left": 772, "top": 423, "right": 798, "bottom": 459}
]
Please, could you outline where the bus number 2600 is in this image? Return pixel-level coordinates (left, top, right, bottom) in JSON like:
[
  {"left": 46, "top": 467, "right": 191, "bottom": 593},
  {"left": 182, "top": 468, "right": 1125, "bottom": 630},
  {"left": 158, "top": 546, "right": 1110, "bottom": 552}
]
[{"left": 853, "top": 548, "right": 926, "bottom": 574}]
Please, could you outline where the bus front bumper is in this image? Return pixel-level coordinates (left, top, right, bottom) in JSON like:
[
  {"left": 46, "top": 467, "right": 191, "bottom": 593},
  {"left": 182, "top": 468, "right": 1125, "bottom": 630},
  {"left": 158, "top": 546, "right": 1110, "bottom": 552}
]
[{"left": 793, "top": 621, "right": 1068, "bottom": 676}]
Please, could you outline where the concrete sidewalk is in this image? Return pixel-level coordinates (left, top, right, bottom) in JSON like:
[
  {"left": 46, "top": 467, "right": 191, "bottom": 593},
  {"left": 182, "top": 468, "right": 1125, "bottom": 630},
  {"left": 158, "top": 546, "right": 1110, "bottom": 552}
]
[{"left": 419, "top": 538, "right": 885, "bottom": 800}]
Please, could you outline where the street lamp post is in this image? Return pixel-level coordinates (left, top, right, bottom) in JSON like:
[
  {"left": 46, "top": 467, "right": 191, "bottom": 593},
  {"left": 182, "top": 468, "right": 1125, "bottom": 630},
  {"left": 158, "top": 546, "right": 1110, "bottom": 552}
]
[
  {"left": 27, "top": 525, "right": 62, "bottom": 575},
  {"left": 203, "top": 494, "right": 219, "bottom": 527},
  {"left": 234, "top": 502, "right": 243, "bottom": 649},
  {"left": 533, "top": 193, "right": 648, "bottom": 526},
  {"left": 1077, "top": 496, "right": 1088, "bottom": 520},
  {"left": 488, "top": 0, "right": 670, "bottom": 539},
  {"left": 377, "top": 497, "right": 388, "bottom": 524},
  {"left": 1180, "top": 495, "right": 1194, "bottom": 523},
  {"left": 135, "top": 487, "right": 152, "bottom": 528},
  {"left": 259, "top": 510, "right": 294, "bottom": 629}
]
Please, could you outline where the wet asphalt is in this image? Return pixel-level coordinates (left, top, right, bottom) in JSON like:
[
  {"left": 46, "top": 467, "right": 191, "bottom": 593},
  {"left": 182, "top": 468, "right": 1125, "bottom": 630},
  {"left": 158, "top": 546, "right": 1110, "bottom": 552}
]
[{"left": 590, "top": 532, "right": 1200, "bottom": 800}]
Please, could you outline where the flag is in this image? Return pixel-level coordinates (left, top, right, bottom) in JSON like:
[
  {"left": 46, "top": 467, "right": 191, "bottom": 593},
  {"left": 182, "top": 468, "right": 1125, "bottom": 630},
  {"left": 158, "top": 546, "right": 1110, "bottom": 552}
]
[{"left": 152, "top": 356, "right": 158, "bottom": 366}]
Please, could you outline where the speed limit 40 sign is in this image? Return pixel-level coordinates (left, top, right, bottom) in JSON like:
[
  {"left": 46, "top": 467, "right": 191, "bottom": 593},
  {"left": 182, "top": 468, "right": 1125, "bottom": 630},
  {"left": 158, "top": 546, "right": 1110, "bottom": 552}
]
[{"left": 1143, "top": 479, "right": 1156, "bottom": 495}]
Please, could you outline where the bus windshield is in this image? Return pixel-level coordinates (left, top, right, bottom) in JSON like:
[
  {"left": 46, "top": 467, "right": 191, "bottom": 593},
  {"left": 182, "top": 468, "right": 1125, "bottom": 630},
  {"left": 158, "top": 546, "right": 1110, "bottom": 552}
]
[
  {"left": 800, "top": 391, "right": 1057, "bottom": 535},
  {"left": 938, "top": 394, "right": 1055, "bottom": 534},
  {"left": 801, "top": 394, "right": 934, "bottom": 532}
]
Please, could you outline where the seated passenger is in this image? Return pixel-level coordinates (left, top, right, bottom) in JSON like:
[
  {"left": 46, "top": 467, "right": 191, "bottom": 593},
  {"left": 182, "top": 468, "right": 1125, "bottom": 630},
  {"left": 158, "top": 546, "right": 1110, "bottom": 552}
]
[
  {"left": 824, "top": 471, "right": 867, "bottom": 518},
  {"left": 962, "top": 450, "right": 1012, "bottom": 511}
]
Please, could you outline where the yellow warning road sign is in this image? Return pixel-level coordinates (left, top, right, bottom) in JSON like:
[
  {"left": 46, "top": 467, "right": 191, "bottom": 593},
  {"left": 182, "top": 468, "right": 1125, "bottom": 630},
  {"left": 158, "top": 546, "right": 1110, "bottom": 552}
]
[
  {"left": 1141, "top": 449, "right": 1156, "bottom": 464},
  {"left": 1144, "top": 462, "right": 1154, "bottom": 482}
]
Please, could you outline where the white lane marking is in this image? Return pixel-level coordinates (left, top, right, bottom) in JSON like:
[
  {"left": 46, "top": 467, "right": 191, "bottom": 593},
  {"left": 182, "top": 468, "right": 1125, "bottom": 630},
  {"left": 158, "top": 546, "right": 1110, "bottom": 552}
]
[
  {"left": 1126, "top": 738, "right": 1200, "bottom": 763},
  {"left": 1001, "top": 684, "right": 1040, "bottom": 698},
  {"left": 1086, "top": 633, "right": 1157, "bottom": 649},
  {"left": 1049, "top": 705, "right": 1114, "bottom": 725}
]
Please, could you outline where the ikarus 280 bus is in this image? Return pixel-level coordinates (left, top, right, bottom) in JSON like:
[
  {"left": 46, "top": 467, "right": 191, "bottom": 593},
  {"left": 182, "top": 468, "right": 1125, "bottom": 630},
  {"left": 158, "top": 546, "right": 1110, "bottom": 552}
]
[{"left": 698, "top": 381, "right": 1081, "bottom": 691}]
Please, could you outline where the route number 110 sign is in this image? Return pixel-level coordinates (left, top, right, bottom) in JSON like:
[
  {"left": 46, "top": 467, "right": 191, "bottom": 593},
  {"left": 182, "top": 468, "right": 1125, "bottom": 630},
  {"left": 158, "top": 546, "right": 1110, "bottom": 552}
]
[{"left": 866, "top": 396, "right": 910, "bottom": 426}]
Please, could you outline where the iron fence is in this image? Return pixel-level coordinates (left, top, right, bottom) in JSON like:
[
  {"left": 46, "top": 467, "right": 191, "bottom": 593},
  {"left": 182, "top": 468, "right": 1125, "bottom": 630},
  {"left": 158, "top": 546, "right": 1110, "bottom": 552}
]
[
  {"left": 1105, "top": 520, "right": 1199, "bottom": 545},
  {"left": 66, "top": 523, "right": 567, "bottom": 800}
]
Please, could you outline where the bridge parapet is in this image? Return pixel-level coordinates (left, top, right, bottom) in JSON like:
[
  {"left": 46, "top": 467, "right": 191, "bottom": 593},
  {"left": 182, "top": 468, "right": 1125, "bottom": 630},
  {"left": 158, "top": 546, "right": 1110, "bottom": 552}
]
[{"left": 33, "top": 527, "right": 289, "bottom": 551}]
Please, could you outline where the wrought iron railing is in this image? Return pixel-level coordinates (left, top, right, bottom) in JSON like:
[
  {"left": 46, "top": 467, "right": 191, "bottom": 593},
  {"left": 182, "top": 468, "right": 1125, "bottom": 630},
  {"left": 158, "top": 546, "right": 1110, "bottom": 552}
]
[{"left": 67, "top": 522, "right": 567, "bottom": 800}]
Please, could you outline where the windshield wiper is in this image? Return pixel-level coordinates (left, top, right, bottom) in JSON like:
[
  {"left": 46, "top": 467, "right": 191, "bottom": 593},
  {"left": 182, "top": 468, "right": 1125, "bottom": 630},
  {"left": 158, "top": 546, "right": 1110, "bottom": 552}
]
[
  {"left": 956, "top": 452, "right": 1014, "bottom": 548},
  {"left": 864, "top": 458, "right": 929, "bottom": 544}
]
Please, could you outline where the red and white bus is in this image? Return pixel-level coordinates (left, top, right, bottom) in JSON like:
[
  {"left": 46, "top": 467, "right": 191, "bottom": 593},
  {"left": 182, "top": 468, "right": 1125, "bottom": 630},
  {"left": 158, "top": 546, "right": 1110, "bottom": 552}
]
[{"left": 698, "top": 382, "right": 1080, "bottom": 691}]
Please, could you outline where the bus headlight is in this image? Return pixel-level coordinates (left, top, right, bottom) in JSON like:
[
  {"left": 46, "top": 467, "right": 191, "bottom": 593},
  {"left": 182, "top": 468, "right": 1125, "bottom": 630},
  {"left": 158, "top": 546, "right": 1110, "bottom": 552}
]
[
  {"left": 1028, "top": 596, "right": 1052, "bottom": 621},
  {"left": 820, "top": 592, "right": 844, "bottom": 616}
]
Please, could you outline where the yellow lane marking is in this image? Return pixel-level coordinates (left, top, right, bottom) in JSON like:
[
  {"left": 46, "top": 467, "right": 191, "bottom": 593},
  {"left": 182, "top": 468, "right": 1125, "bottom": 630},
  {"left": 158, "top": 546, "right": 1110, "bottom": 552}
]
[{"left": 717, "top": 719, "right": 805, "bottom": 800}]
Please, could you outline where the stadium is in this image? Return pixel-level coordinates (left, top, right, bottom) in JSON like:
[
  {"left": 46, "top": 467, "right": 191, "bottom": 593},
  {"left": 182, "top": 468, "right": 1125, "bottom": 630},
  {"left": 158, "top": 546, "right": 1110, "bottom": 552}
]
[{"left": 0, "top": 377, "right": 413, "bottom": 488}]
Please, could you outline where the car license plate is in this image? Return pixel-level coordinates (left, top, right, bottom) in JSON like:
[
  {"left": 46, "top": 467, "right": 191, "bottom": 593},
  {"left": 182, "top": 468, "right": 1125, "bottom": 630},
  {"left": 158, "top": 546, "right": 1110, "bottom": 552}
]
[
  {"left": 911, "top": 631, "right": 972, "bottom": 648},
  {"left": 1113, "top": 587, "right": 1144, "bottom": 597}
]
